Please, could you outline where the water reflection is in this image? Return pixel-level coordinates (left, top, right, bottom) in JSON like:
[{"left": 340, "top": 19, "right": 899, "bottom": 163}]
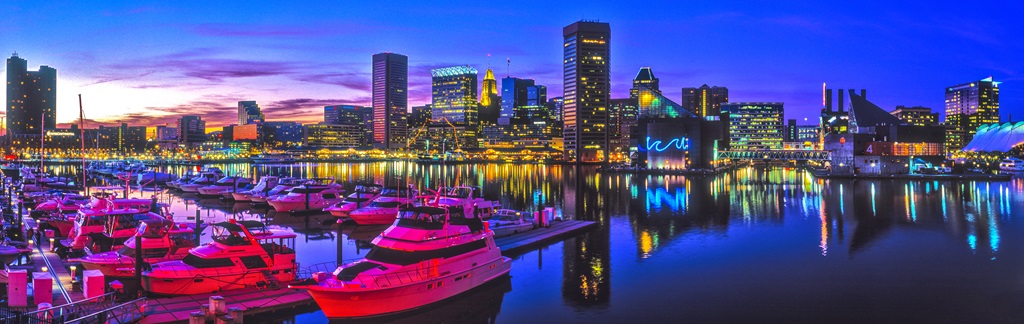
[{"left": 40, "top": 162, "right": 1024, "bottom": 322}]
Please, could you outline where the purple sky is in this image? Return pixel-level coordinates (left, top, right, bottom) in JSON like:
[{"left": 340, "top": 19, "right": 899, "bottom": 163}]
[{"left": 2, "top": 1, "right": 1021, "bottom": 130}]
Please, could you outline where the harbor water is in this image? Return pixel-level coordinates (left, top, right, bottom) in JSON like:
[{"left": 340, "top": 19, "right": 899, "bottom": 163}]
[{"left": 45, "top": 162, "right": 1024, "bottom": 322}]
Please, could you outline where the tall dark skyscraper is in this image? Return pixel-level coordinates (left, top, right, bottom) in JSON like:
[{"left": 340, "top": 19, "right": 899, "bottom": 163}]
[
  {"left": 563, "top": 21, "right": 611, "bottom": 163},
  {"left": 237, "top": 100, "right": 264, "bottom": 125},
  {"left": 945, "top": 77, "right": 1000, "bottom": 151},
  {"left": 500, "top": 77, "right": 535, "bottom": 125},
  {"left": 372, "top": 52, "right": 409, "bottom": 150},
  {"left": 6, "top": 53, "right": 56, "bottom": 136},
  {"left": 177, "top": 115, "right": 206, "bottom": 148},
  {"left": 629, "top": 67, "right": 658, "bottom": 101},
  {"left": 680, "top": 84, "right": 728, "bottom": 118}
]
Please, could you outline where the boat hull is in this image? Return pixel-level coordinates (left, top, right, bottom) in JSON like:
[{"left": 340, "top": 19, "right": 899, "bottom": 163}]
[{"left": 304, "top": 257, "right": 511, "bottom": 318}]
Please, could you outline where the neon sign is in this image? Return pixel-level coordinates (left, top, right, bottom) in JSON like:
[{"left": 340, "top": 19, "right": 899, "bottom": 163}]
[{"left": 646, "top": 136, "right": 689, "bottom": 152}]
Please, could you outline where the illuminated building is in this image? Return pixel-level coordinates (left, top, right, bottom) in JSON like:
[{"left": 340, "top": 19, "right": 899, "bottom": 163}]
[
  {"left": 430, "top": 65, "right": 480, "bottom": 149},
  {"left": 608, "top": 98, "right": 635, "bottom": 157},
  {"left": 820, "top": 87, "right": 865, "bottom": 135},
  {"left": 945, "top": 77, "right": 1000, "bottom": 151},
  {"left": 563, "top": 21, "right": 611, "bottom": 163},
  {"left": 680, "top": 84, "right": 728, "bottom": 118},
  {"left": 155, "top": 125, "right": 178, "bottom": 150},
  {"left": 824, "top": 90, "right": 945, "bottom": 175},
  {"left": 261, "top": 121, "right": 303, "bottom": 148},
  {"left": 97, "top": 123, "right": 147, "bottom": 152},
  {"left": 479, "top": 69, "right": 500, "bottom": 125},
  {"left": 372, "top": 52, "right": 408, "bottom": 150},
  {"left": 635, "top": 87, "right": 723, "bottom": 170},
  {"left": 962, "top": 122, "right": 1024, "bottom": 152},
  {"left": 177, "top": 116, "right": 206, "bottom": 149},
  {"left": 303, "top": 123, "right": 362, "bottom": 148},
  {"left": 500, "top": 77, "right": 535, "bottom": 125},
  {"left": 889, "top": 106, "right": 938, "bottom": 126},
  {"left": 721, "top": 102, "right": 784, "bottom": 151},
  {"left": 325, "top": 105, "right": 373, "bottom": 148},
  {"left": 784, "top": 119, "right": 820, "bottom": 150},
  {"left": 6, "top": 53, "right": 56, "bottom": 139},
  {"left": 547, "top": 97, "right": 563, "bottom": 122},
  {"left": 527, "top": 85, "right": 546, "bottom": 106},
  {"left": 629, "top": 67, "right": 658, "bottom": 101},
  {"left": 237, "top": 100, "right": 264, "bottom": 125},
  {"left": 410, "top": 104, "right": 432, "bottom": 129},
  {"left": 638, "top": 86, "right": 692, "bottom": 120}
]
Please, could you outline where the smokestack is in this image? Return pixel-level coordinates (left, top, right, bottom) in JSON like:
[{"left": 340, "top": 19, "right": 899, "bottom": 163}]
[
  {"left": 838, "top": 89, "right": 845, "bottom": 112},
  {"left": 861, "top": 89, "right": 866, "bottom": 99}
]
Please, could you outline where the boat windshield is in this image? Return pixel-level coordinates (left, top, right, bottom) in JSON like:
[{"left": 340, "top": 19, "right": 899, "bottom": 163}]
[
  {"left": 380, "top": 188, "right": 409, "bottom": 197},
  {"left": 396, "top": 209, "right": 447, "bottom": 230},
  {"left": 367, "top": 201, "right": 403, "bottom": 208},
  {"left": 354, "top": 185, "right": 382, "bottom": 193},
  {"left": 344, "top": 197, "right": 373, "bottom": 203},
  {"left": 365, "top": 239, "right": 488, "bottom": 266},
  {"left": 291, "top": 186, "right": 325, "bottom": 194},
  {"left": 444, "top": 187, "right": 473, "bottom": 198}
]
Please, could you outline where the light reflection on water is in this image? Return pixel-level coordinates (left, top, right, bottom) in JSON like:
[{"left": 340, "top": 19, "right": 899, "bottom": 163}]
[{"left": 44, "top": 163, "right": 1024, "bottom": 322}]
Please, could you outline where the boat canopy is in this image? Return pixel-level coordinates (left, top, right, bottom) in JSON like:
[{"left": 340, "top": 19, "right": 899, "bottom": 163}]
[{"left": 213, "top": 220, "right": 267, "bottom": 233}]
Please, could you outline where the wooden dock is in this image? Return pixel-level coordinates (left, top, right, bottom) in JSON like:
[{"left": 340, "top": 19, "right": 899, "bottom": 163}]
[
  {"left": 496, "top": 220, "right": 598, "bottom": 256},
  {"left": 139, "top": 286, "right": 314, "bottom": 323},
  {"left": 139, "top": 219, "right": 597, "bottom": 323}
]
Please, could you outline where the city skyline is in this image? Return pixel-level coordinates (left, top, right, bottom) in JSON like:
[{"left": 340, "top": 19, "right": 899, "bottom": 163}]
[{"left": 1, "top": 1, "right": 1022, "bottom": 130}]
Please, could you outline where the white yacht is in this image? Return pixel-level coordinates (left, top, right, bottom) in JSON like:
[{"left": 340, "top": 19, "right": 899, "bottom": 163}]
[
  {"left": 268, "top": 183, "right": 345, "bottom": 213},
  {"left": 347, "top": 187, "right": 421, "bottom": 225},
  {"left": 293, "top": 205, "right": 511, "bottom": 318},
  {"left": 196, "top": 176, "right": 253, "bottom": 198},
  {"left": 231, "top": 176, "right": 281, "bottom": 202},
  {"left": 178, "top": 172, "right": 222, "bottom": 193},
  {"left": 323, "top": 184, "right": 384, "bottom": 218},
  {"left": 428, "top": 186, "right": 500, "bottom": 219},
  {"left": 999, "top": 157, "right": 1024, "bottom": 172}
]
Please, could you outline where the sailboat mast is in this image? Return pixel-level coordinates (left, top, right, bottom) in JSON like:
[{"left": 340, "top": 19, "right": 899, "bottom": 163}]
[
  {"left": 40, "top": 112, "right": 44, "bottom": 171},
  {"left": 79, "top": 94, "right": 87, "bottom": 194}
]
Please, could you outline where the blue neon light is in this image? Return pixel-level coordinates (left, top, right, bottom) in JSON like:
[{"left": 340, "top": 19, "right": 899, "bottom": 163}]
[{"left": 646, "top": 136, "right": 689, "bottom": 152}]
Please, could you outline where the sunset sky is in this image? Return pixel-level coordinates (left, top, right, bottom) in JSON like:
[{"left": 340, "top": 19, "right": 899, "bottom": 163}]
[{"left": 2, "top": 1, "right": 1021, "bottom": 130}]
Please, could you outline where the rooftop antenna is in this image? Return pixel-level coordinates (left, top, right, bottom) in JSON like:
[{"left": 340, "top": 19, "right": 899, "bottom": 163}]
[
  {"left": 506, "top": 57, "right": 510, "bottom": 77},
  {"left": 487, "top": 53, "right": 491, "bottom": 70},
  {"left": 11, "top": 51, "right": 17, "bottom": 57}
]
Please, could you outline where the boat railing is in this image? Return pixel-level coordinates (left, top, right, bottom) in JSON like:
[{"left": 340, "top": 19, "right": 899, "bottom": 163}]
[{"left": 297, "top": 260, "right": 437, "bottom": 288}]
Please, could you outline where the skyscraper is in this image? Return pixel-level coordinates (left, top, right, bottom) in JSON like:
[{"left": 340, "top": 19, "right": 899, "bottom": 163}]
[
  {"left": 526, "top": 85, "right": 547, "bottom": 106},
  {"left": 372, "top": 52, "right": 409, "bottom": 150},
  {"left": 6, "top": 53, "right": 56, "bottom": 136},
  {"left": 431, "top": 65, "right": 479, "bottom": 149},
  {"left": 945, "top": 77, "right": 1000, "bottom": 151},
  {"left": 479, "top": 68, "right": 500, "bottom": 125},
  {"left": 680, "top": 84, "right": 729, "bottom": 118},
  {"left": 500, "top": 77, "right": 535, "bottom": 125},
  {"left": 630, "top": 67, "right": 658, "bottom": 101},
  {"left": 177, "top": 115, "right": 206, "bottom": 148},
  {"left": 237, "top": 101, "right": 264, "bottom": 125},
  {"left": 563, "top": 21, "right": 611, "bottom": 163},
  {"left": 324, "top": 105, "right": 373, "bottom": 148}
]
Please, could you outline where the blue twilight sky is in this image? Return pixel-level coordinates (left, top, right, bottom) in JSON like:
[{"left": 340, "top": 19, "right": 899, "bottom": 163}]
[{"left": 1, "top": 0, "right": 1022, "bottom": 129}]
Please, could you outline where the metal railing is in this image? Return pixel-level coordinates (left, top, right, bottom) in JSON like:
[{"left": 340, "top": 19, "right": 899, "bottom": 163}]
[
  {"left": 1, "top": 292, "right": 133, "bottom": 324},
  {"left": 717, "top": 150, "right": 831, "bottom": 161},
  {"left": 67, "top": 297, "right": 146, "bottom": 324}
]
